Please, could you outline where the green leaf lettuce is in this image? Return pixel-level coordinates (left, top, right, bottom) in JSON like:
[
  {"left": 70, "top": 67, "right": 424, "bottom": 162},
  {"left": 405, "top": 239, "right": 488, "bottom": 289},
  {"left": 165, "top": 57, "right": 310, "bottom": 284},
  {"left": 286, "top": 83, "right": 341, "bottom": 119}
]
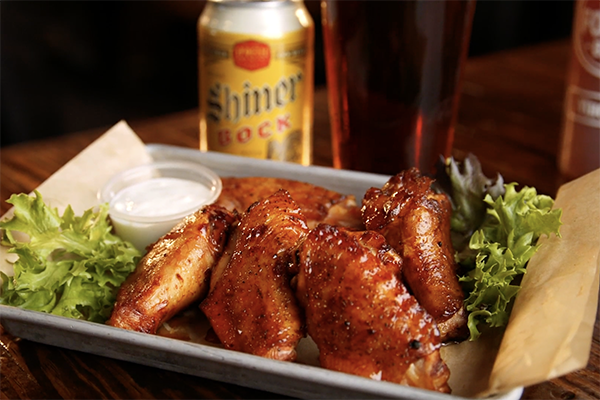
[
  {"left": 440, "top": 156, "right": 562, "bottom": 340},
  {"left": 0, "top": 191, "right": 140, "bottom": 322}
]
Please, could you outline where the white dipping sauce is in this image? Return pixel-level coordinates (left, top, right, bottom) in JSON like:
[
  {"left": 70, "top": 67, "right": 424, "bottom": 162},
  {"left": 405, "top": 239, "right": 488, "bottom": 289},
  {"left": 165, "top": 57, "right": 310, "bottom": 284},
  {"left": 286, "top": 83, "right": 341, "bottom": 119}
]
[
  {"left": 109, "top": 177, "right": 214, "bottom": 252},
  {"left": 111, "top": 177, "right": 213, "bottom": 218}
]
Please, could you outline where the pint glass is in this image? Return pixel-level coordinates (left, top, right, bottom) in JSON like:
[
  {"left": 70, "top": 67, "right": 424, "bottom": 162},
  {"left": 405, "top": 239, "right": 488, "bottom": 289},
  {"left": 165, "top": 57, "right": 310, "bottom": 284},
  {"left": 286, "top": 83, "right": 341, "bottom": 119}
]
[{"left": 322, "top": 0, "right": 476, "bottom": 175}]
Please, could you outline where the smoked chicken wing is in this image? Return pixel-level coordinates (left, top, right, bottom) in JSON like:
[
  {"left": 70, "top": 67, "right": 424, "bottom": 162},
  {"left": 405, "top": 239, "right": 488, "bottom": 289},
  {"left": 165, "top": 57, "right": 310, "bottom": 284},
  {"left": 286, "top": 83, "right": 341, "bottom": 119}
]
[
  {"left": 107, "top": 205, "right": 236, "bottom": 333},
  {"left": 200, "top": 189, "right": 308, "bottom": 361},
  {"left": 215, "top": 177, "right": 363, "bottom": 229},
  {"left": 362, "top": 168, "right": 467, "bottom": 342},
  {"left": 296, "top": 224, "right": 450, "bottom": 393}
]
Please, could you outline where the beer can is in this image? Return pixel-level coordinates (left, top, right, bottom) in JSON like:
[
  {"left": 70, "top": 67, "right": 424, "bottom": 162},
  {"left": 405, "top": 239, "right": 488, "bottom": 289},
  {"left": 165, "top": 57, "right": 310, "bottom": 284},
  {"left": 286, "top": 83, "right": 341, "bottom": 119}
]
[{"left": 198, "top": 0, "right": 315, "bottom": 165}]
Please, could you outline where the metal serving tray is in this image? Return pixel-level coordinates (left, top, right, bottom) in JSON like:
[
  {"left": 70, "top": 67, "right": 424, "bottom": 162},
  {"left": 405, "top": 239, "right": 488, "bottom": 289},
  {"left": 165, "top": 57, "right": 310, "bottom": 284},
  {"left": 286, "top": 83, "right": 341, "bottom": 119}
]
[{"left": 0, "top": 144, "right": 523, "bottom": 400}]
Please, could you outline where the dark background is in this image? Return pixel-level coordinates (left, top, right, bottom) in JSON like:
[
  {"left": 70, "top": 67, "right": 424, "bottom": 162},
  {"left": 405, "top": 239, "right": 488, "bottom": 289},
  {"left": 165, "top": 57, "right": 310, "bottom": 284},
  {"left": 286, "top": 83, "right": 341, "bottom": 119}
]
[{"left": 1, "top": 0, "right": 575, "bottom": 147}]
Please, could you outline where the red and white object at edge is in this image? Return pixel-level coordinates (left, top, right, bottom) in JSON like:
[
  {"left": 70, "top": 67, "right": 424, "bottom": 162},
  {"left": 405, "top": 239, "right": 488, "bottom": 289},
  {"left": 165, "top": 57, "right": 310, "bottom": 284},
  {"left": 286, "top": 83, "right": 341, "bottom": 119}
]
[{"left": 559, "top": 0, "right": 600, "bottom": 181}]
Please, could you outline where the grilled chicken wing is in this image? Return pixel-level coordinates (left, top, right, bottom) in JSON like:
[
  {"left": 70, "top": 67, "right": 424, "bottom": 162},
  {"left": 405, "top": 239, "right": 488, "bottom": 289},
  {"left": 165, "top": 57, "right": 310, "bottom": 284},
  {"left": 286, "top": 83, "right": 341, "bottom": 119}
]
[
  {"left": 215, "top": 177, "right": 363, "bottom": 229},
  {"left": 200, "top": 189, "right": 308, "bottom": 361},
  {"left": 362, "top": 168, "right": 467, "bottom": 342},
  {"left": 296, "top": 225, "right": 450, "bottom": 392},
  {"left": 107, "top": 205, "right": 236, "bottom": 333}
]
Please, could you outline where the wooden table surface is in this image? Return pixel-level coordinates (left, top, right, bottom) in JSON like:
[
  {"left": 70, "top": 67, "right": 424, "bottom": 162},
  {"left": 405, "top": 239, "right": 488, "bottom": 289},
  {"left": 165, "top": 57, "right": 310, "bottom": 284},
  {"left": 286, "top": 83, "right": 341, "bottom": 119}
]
[{"left": 1, "top": 39, "right": 598, "bottom": 399}]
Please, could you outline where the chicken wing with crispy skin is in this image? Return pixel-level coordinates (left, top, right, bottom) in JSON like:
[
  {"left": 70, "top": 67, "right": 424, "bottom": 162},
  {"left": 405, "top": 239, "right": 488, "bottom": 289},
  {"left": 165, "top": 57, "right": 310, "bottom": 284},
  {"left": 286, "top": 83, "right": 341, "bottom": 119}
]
[
  {"left": 296, "top": 224, "right": 450, "bottom": 392},
  {"left": 107, "top": 205, "right": 236, "bottom": 334},
  {"left": 200, "top": 189, "right": 308, "bottom": 361},
  {"left": 215, "top": 177, "right": 363, "bottom": 229},
  {"left": 362, "top": 168, "right": 467, "bottom": 342}
]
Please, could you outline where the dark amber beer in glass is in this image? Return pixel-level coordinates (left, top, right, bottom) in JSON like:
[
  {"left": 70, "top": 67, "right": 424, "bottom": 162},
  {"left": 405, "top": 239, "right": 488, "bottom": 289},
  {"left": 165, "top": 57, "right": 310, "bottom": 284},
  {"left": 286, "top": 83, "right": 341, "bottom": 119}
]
[{"left": 322, "top": 0, "right": 476, "bottom": 175}]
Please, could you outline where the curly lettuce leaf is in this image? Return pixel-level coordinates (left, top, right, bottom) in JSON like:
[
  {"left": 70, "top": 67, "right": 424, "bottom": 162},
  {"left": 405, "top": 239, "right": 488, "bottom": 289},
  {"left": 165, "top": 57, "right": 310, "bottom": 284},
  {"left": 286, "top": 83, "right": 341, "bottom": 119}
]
[
  {"left": 439, "top": 155, "right": 563, "bottom": 340},
  {"left": 0, "top": 191, "right": 140, "bottom": 322},
  {"left": 458, "top": 183, "right": 562, "bottom": 340},
  {"left": 435, "top": 154, "right": 505, "bottom": 253}
]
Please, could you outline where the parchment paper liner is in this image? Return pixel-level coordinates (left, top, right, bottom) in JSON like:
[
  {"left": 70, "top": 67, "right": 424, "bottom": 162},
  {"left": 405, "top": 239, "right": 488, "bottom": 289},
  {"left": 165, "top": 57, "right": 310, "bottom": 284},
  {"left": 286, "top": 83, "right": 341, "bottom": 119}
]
[
  {"left": 1, "top": 121, "right": 598, "bottom": 398},
  {"left": 486, "top": 167, "right": 600, "bottom": 395}
]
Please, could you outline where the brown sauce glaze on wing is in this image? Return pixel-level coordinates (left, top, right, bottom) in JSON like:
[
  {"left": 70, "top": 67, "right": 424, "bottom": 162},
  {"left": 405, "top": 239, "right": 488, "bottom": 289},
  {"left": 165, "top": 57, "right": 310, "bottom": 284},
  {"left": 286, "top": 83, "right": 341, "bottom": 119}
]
[
  {"left": 107, "top": 205, "right": 236, "bottom": 334},
  {"left": 296, "top": 224, "right": 450, "bottom": 393},
  {"left": 200, "top": 189, "right": 309, "bottom": 361},
  {"left": 362, "top": 168, "right": 467, "bottom": 342},
  {"left": 215, "top": 177, "right": 363, "bottom": 230}
]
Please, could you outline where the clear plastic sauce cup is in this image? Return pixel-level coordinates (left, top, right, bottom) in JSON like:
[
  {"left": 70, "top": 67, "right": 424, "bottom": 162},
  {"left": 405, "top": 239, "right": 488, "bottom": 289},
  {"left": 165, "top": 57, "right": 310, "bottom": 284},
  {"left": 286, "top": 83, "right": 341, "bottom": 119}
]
[{"left": 100, "top": 161, "right": 222, "bottom": 252}]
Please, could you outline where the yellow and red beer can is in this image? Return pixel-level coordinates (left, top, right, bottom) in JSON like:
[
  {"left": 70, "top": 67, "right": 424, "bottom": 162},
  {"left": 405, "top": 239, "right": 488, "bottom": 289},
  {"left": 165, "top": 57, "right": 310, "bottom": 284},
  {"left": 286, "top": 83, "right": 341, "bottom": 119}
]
[{"left": 198, "top": 0, "right": 314, "bottom": 165}]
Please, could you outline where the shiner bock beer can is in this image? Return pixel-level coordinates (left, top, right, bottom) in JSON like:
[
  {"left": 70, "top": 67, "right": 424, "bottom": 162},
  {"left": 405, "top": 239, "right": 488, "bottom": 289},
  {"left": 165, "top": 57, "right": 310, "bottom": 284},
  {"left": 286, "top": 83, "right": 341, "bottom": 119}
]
[{"left": 198, "top": 0, "right": 314, "bottom": 165}]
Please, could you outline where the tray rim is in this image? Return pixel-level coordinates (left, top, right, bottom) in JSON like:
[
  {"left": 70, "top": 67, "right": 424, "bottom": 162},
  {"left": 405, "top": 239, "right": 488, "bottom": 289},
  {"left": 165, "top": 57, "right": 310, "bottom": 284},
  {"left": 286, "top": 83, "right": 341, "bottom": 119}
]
[{"left": 0, "top": 144, "right": 524, "bottom": 400}]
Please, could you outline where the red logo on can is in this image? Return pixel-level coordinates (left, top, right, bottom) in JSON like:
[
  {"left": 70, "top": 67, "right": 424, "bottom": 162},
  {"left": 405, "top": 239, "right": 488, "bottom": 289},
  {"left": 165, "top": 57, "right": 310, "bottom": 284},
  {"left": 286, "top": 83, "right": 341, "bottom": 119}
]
[{"left": 233, "top": 41, "right": 270, "bottom": 71}]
